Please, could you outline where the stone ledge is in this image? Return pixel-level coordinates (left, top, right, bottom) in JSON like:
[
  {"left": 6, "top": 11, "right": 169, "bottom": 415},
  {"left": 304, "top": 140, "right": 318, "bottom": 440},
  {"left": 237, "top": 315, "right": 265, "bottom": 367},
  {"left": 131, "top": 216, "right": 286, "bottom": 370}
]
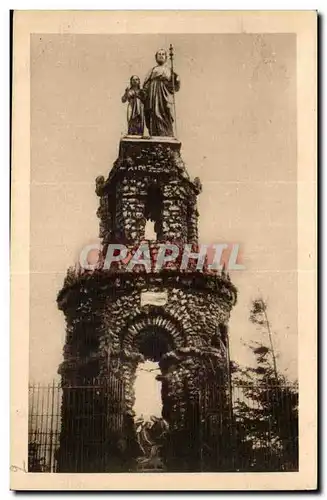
[
  {"left": 119, "top": 135, "right": 181, "bottom": 157},
  {"left": 57, "top": 268, "right": 237, "bottom": 311}
]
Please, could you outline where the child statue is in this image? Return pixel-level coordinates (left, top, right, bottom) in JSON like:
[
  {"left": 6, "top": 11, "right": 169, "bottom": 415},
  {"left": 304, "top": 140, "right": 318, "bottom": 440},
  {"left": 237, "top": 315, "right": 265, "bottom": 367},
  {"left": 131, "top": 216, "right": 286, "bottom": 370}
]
[{"left": 121, "top": 75, "right": 144, "bottom": 136}]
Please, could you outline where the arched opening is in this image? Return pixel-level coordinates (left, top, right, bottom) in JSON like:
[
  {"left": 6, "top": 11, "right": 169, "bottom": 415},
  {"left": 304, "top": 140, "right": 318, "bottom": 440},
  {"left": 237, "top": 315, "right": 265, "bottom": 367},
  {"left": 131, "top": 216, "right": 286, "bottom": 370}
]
[
  {"left": 144, "top": 220, "right": 156, "bottom": 240},
  {"left": 129, "top": 325, "right": 174, "bottom": 470},
  {"left": 133, "top": 360, "right": 161, "bottom": 420},
  {"left": 136, "top": 326, "right": 173, "bottom": 362},
  {"left": 132, "top": 326, "right": 173, "bottom": 419},
  {"left": 123, "top": 312, "right": 183, "bottom": 353},
  {"left": 121, "top": 313, "right": 184, "bottom": 430},
  {"left": 144, "top": 185, "right": 163, "bottom": 240}
]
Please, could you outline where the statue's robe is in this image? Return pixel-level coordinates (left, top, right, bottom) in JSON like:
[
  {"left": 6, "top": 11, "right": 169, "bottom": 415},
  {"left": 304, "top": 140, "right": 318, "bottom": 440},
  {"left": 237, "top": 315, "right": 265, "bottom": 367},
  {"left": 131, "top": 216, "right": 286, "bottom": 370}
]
[
  {"left": 121, "top": 88, "right": 144, "bottom": 135},
  {"left": 143, "top": 64, "right": 180, "bottom": 137}
]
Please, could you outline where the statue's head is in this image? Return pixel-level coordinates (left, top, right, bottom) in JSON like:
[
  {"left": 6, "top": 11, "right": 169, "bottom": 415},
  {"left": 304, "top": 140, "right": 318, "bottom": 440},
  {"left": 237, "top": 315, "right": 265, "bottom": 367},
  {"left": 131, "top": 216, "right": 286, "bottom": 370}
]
[
  {"left": 130, "top": 75, "right": 141, "bottom": 89},
  {"left": 155, "top": 49, "right": 167, "bottom": 65}
]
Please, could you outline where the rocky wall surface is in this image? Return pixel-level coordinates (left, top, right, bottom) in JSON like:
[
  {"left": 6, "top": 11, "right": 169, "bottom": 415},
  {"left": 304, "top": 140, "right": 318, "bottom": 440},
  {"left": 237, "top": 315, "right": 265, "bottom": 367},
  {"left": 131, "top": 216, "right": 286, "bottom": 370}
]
[
  {"left": 58, "top": 137, "right": 236, "bottom": 471},
  {"left": 58, "top": 270, "right": 235, "bottom": 418},
  {"left": 95, "top": 142, "right": 202, "bottom": 247},
  {"left": 58, "top": 273, "right": 234, "bottom": 360}
]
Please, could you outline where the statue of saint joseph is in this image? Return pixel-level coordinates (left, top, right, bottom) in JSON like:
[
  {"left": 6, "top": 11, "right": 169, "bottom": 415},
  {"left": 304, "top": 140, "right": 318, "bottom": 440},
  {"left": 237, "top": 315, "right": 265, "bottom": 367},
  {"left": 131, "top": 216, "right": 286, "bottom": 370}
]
[{"left": 143, "top": 49, "right": 180, "bottom": 137}]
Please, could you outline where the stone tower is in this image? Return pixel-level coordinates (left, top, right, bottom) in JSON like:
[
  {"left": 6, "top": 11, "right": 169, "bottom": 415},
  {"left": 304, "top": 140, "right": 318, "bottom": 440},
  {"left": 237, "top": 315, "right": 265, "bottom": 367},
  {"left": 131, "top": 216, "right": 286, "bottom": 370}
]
[{"left": 57, "top": 50, "right": 237, "bottom": 473}]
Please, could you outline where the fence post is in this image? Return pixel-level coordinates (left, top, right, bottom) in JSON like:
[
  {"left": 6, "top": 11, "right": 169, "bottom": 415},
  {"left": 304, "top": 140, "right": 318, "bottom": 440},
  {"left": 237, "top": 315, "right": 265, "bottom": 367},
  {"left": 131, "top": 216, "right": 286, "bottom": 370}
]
[{"left": 48, "top": 380, "right": 56, "bottom": 472}]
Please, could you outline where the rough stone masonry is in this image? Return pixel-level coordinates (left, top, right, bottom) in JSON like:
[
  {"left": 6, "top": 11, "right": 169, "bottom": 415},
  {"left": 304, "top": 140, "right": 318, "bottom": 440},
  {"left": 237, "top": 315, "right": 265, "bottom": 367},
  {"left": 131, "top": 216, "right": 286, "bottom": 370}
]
[{"left": 57, "top": 135, "right": 237, "bottom": 472}]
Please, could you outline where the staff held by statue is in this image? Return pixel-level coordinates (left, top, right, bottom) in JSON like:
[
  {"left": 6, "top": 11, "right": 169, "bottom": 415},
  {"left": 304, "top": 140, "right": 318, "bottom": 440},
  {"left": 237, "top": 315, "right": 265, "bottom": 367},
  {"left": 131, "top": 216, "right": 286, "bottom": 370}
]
[
  {"left": 169, "top": 44, "right": 178, "bottom": 138},
  {"left": 123, "top": 47, "right": 180, "bottom": 137}
]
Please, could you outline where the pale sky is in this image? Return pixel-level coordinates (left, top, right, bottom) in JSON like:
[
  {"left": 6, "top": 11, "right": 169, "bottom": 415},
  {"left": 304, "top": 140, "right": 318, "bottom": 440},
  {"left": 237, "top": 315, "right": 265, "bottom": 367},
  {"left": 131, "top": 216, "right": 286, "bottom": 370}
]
[{"left": 30, "top": 33, "right": 298, "bottom": 410}]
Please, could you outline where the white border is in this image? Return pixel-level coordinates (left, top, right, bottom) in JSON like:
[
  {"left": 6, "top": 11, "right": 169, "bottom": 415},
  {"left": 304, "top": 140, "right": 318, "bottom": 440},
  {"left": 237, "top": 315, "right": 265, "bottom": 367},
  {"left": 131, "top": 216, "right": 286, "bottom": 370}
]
[{"left": 8, "top": 7, "right": 319, "bottom": 495}]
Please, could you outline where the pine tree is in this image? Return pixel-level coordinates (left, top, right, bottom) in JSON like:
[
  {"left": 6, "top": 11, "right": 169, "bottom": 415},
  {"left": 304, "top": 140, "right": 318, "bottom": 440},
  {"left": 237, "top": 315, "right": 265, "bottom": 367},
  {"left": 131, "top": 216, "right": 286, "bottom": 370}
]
[{"left": 232, "top": 298, "right": 298, "bottom": 471}]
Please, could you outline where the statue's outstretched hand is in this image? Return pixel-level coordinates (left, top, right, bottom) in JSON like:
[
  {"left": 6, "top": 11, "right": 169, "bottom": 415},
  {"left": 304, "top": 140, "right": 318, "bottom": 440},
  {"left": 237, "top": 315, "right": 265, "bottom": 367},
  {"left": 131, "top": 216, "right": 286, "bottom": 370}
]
[{"left": 121, "top": 87, "right": 130, "bottom": 103}]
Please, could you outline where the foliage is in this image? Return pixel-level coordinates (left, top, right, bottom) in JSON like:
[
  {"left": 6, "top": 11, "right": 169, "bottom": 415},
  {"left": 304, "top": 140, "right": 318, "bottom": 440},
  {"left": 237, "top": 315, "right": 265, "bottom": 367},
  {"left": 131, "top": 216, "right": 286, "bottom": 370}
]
[{"left": 231, "top": 298, "right": 298, "bottom": 471}]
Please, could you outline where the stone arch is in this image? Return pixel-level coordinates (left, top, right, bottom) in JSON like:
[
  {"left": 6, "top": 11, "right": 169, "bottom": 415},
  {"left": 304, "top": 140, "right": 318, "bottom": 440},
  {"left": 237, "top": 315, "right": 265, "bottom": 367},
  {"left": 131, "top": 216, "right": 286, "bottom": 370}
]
[
  {"left": 117, "top": 309, "right": 186, "bottom": 417},
  {"left": 122, "top": 312, "right": 184, "bottom": 353}
]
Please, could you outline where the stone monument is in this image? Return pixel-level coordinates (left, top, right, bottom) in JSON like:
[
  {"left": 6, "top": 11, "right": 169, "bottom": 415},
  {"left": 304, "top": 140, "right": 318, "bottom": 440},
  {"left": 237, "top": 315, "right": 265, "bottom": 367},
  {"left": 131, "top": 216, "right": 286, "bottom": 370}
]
[{"left": 57, "top": 47, "right": 237, "bottom": 472}]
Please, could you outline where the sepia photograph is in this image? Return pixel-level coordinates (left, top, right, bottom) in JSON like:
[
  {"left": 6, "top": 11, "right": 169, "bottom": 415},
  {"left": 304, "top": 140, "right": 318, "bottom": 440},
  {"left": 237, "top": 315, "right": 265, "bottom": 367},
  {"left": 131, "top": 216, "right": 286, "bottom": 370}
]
[{"left": 11, "top": 10, "right": 317, "bottom": 490}]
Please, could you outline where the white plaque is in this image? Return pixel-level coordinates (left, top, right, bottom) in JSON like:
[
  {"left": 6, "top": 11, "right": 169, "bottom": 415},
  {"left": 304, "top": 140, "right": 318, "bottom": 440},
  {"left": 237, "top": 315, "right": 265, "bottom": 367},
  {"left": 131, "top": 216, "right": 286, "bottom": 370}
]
[{"left": 141, "top": 290, "right": 168, "bottom": 307}]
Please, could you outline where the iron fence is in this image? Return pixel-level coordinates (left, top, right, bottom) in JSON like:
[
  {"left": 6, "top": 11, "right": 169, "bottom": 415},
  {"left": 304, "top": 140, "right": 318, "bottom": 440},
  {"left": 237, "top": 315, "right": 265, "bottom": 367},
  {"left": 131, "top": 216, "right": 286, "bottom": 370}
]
[
  {"left": 28, "top": 382, "right": 61, "bottom": 472},
  {"left": 199, "top": 380, "right": 298, "bottom": 472},
  {"left": 28, "top": 379, "right": 298, "bottom": 473}
]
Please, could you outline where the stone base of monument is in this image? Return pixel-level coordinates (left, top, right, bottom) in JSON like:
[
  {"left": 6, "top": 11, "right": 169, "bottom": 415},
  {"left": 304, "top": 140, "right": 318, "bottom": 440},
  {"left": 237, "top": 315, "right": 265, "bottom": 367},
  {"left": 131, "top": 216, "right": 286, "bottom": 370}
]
[
  {"left": 119, "top": 135, "right": 181, "bottom": 157},
  {"left": 135, "top": 455, "right": 166, "bottom": 473}
]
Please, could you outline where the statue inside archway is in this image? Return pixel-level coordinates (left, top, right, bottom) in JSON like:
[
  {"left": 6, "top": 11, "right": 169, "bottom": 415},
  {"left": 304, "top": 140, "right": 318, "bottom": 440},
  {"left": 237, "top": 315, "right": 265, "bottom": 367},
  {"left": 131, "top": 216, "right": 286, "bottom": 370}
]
[{"left": 135, "top": 415, "right": 169, "bottom": 470}]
